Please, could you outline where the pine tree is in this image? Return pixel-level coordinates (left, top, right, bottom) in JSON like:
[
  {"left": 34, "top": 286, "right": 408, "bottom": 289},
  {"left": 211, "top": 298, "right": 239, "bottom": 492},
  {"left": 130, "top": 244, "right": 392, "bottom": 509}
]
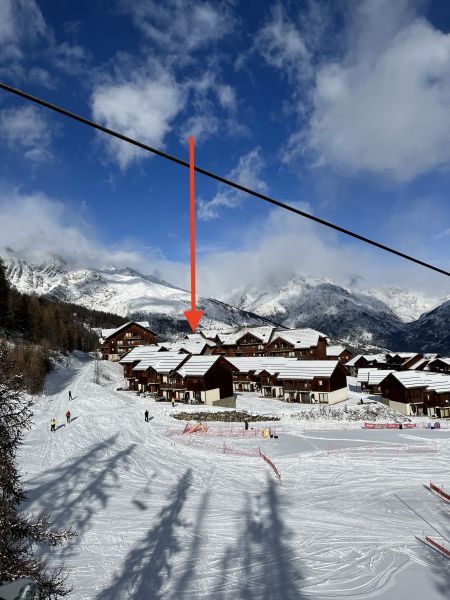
[
  {"left": 0, "top": 342, "right": 74, "bottom": 597},
  {"left": 0, "top": 259, "right": 9, "bottom": 330}
]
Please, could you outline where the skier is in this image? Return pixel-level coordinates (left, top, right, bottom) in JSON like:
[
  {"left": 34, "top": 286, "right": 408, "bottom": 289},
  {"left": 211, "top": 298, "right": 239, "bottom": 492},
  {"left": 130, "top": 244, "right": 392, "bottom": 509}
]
[
  {"left": 144, "top": 410, "right": 149, "bottom": 422},
  {"left": 68, "top": 390, "right": 73, "bottom": 401},
  {"left": 50, "top": 419, "right": 56, "bottom": 433},
  {"left": 171, "top": 398, "right": 175, "bottom": 408},
  {"left": 244, "top": 418, "right": 249, "bottom": 431},
  {"left": 66, "top": 410, "right": 71, "bottom": 424}
]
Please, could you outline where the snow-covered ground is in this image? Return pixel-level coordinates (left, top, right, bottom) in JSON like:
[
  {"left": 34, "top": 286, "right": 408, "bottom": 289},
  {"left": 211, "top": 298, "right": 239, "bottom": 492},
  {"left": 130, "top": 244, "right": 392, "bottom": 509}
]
[{"left": 19, "top": 354, "right": 450, "bottom": 599}]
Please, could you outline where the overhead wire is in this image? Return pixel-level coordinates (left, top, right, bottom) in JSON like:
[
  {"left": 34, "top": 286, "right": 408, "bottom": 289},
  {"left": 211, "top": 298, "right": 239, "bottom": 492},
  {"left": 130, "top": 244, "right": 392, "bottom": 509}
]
[{"left": 0, "top": 81, "right": 448, "bottom": 278}]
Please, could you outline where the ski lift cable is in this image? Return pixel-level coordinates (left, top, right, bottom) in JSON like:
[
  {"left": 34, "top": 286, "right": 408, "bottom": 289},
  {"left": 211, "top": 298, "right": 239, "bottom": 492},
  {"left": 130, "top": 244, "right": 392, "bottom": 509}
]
[{"left": 0, "top": 81, "right": 449, "bottom": 278}]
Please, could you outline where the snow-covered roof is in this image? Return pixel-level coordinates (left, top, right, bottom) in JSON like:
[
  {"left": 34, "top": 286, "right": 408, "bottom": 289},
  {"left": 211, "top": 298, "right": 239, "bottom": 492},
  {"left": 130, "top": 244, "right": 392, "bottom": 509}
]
[
  {"left": 367, "top": 370, "right": 394, "bottom": 385},
  {"left": 165, "top": 339, "right": 215, "bottom": 354},
  {"left": 276, "top": 360, "right": 339, "bottom": 380},
  {"left": 429, "top": 357, "right": 450, "bottom": 367},
  {"left": 131, "top": 352, "right": 188, "bottom": 374},
  {"left": 185, "top": 333, "right": 216, "bottom": 346},
  {"left": 269, "top": 328, "right": 327, "bottom": 349},
  {"left": 356, "top": 368, "right": 371, "bottom": 383},
  {"left": 346, "top": 354, "right": 385, "bottom": 367},
  {"left": 221, "top": 326, "right": 276, "bottom": 346},
  {"left": 326, "top": 345, "right": 347, "bottom": 357},
  {"left": 119, "top": 345, "right": 163, "bottom": 363},
  {"left": 226, "top": 356, "right": 298, "bottom": 375},
  {"left": 426, "top": 374, "right": 450, "bottom": 394},
  {"left": 176, "top": 355, "right": 224, "bottom": 377},
  {"left": 200, "top": 328, "right": 234, "bottom": 342},
  {"left": 101, "top": 321, "right": 152, "bottom": 341},
  {"left": 407, "top": 358, "right": 428, "bottom": 370},
  {"left": 389, "top": 371, "right": 431, "bottom": 389}
]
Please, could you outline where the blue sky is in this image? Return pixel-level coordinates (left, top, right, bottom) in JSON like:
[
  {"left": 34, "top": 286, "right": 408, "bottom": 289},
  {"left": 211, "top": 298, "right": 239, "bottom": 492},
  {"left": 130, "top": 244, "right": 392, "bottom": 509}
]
[{"left": 0, "top": 0, "right": 449, "bottom": 299}]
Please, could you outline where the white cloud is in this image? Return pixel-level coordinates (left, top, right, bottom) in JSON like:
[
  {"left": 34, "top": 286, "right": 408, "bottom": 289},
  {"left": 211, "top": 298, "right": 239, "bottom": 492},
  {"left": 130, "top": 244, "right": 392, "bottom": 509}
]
[
  {"left": 0, "top": 188, "right": 448, "bottom": 303},
  {"left": 0, "top": 105, "right": 53, "bottom": 162},
  {"left": 119, "top": 0, "right": 231, "bottom": 54},
  {"left": 0, "top": 0, "right": 47, "bottom": 60},
  {"left": 0, "top": 190, "right": 169, "bottom": 272},
  {"left": 91, "top": 72, "right": 185, "bottom": 169},
  {"left": 254, "top": 4, "right": 312, "bottom": 83},
  {"left": 198, "top": 148, "right": 267, "bottom": 220},
  {"left": 296, "top": 0, "right": 450, "bottom": 180}
]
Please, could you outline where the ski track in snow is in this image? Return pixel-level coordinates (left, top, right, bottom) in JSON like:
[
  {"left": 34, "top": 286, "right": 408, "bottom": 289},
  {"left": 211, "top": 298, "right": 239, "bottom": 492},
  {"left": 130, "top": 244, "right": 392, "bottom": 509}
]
[{"left": 18, "top": 354, "right": 450, "bottom": 599}]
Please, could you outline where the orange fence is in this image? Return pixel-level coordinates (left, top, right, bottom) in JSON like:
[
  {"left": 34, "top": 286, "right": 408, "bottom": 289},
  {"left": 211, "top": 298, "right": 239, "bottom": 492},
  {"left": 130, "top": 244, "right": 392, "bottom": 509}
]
[
  {"left": 425, "top": 536, "right": 450, "bottom": 557},
  {"left": 430, "top": 482, "right": 450, "bottom": 502},
  {"left": 259, "top": 450, "right": 281, "bottom": 480}
]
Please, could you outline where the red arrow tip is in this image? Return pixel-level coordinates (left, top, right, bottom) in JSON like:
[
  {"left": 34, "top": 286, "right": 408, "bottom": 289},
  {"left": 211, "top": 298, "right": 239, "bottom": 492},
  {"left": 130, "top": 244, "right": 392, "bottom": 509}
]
[{"left": 183, "top": 309, "right": 204, "bottom": 332}]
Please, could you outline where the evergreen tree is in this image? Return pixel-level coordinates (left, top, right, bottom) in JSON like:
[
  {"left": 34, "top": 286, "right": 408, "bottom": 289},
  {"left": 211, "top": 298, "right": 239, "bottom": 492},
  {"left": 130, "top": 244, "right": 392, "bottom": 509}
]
[
  {"left": 0, "top": 259, "right": 9, "bottom": 330},
  {"left": 0, "top": 342, "right": 74, "bottom": 597}
]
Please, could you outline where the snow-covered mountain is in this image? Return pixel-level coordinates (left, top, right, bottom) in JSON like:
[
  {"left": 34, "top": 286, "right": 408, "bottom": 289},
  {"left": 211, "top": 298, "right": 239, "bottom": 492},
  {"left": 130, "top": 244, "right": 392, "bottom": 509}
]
[
  {"left": 231, "top": 276, "right": 446, "bottom": 324},
  {"left": 231, "top": 276, "right": 450, "bottom": 352},
  {"left": 3, "top": 254, "right": 273, "bottom": 334},
  {"left": 3, "top": 253, "right": 450, "bottom": 352}
]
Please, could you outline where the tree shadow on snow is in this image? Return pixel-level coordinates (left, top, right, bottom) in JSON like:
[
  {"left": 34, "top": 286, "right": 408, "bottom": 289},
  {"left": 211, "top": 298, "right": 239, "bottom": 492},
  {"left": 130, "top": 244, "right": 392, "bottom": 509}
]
[
  {"left": 25, "top": 435, "right": 135, "bottom": 558},
  {"left": 213, "top": 477, "right": 306, "bottom": 600},
  {"left": 95, "top": 469, "right": 193, "bottom": 600}
]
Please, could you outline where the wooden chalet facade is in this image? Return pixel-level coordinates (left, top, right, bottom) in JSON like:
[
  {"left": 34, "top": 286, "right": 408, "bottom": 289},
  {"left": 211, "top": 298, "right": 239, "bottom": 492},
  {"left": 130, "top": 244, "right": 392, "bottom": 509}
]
[
  {"left": 265, "top": 330, "right": 327, "bottom": 359},
  {"left": 379, "top": 371, "right": 450, "bottom": 417},
  {"left": 276, "top": 360, "right": 349, "bottom": 404},
  {"left": 326, "top": 345, "right": 353, "bottom": 363},
  {"left": 101, "top": 321, "right": 157, "bottom": 361},
  {"left": 120, "top": 353, "right": 236, "bottom": 407},
  {"left": 427, "top": 358, "right": 450, "bottom": 374}
]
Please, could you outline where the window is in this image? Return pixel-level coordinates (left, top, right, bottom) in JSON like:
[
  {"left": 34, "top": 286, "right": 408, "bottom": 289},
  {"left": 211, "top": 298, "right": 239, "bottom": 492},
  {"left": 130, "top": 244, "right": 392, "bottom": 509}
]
[
  {"left": 319, "top": 393, "right": 328, "bottom": 402},
  {"left": 318, "top": 380, "right": 323, "bottom": 386},
  {"left": 162, "top": 375, "right": 167, "bottom": 383}
]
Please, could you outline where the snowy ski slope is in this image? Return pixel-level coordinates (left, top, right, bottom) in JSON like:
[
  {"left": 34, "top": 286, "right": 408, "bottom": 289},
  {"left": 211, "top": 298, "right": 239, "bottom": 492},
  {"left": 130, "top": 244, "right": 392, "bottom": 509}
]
[{"left": 19, "top": 354, "right": 450, "bottom": 599}]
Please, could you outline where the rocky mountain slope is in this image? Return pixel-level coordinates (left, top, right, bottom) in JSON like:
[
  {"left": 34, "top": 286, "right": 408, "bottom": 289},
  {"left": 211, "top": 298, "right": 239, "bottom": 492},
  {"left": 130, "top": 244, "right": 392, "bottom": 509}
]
[
  {"left": 3, "top": 253, "right": 450, "bottom": 352},
  {"left": 3, "top": 255, "right": 273, "bottom": 335}
]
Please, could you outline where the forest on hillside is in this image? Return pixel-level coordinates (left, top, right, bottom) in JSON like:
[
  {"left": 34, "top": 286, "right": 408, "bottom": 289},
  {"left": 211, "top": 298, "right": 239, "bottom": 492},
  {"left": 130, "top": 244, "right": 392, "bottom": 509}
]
[{"left": 0, "top": 258, "right": 126, "bottom": 392}]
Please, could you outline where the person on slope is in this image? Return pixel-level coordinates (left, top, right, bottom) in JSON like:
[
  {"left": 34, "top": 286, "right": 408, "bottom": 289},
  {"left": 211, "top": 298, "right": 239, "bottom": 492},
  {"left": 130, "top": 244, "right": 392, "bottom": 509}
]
[
  {"left": 66, "top": 410, "right": 71, "bottom": 424},
  {"left": 144, "top": 410, "right": 149, "bottom": 422},
  {"left": 244, "top": 418, "right": 249, "bottom": 431},
  {"left": 50, "top": 419, "right": 56, "bottom": 433},
  {"left": 171, "top": 398, "right": 175, "bottom": 408},
  {"left": 69, "top": 390, "right": 73, "bottom": 401}
]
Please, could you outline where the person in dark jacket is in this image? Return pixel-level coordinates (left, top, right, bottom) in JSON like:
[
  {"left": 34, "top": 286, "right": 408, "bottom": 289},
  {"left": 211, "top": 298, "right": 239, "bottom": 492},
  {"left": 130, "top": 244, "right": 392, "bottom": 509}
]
[
  {"left": 66, "top": 410, "right": 71, "bottom": 424},
  {"left": 144, "top": 410, "right": 149, "bottom": 422},
  {"left": 69, "top": 390, "right": 73, "bottom": 401},
  {"left": 244, "top": 418, "right": 249, "bottom": 431}
]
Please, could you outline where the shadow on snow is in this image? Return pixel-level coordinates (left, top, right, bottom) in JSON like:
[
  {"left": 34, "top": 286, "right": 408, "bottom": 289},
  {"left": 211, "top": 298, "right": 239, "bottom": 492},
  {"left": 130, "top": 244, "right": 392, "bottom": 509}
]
[
  {"left": 95, "top": 469, "right": 193, "bottom": 600},
  {"left": 25, "top": 435, "right": 135, "bottom": 558}
]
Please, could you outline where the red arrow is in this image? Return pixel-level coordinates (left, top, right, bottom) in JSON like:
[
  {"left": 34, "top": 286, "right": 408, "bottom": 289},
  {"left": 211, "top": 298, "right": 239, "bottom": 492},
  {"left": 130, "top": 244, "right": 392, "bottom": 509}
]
[{"left": 183, "top": 136, "right": 204, "bottom": 332}]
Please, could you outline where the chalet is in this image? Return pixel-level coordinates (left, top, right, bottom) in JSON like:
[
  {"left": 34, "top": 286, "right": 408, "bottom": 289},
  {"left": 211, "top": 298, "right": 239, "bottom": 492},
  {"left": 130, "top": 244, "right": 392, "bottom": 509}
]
[
  {"left": 380, "top": 371, "right": 450, "bottom": 417},
  {"left": 385, "top": 352, "right": 423, "bottom": 370},
  {"left": 427, "top": 358, "right": 450, "bottom": 374},
  {"left": 218, "top": 326, "right": 276, "bottom": 357},
  {"left": 100, "top": 321, "right": 157, "bottom": 361},
  {"left": 275, "top": 360, "right": 348, "bottom": 404},
  {"left": 265, "top": 329, "right": 328, "bottom": 359},
  {"left": 326, "top": 345, "right": 353, "bottom": 363},
  {"left": 423, "top": 375, "right": 450, "bottom": 418},
  {"left": 366, "top": 370, "right": 394, "bottom": 394},
  {"left": 226, "top": 356, "right": 297, "bottom": 395},
  {"left": 166, "top": 336, "right": 216, "bottom": 355},
  {"left": 122, "top": 351, "right": 187, "bottom": 392},
  {"left": 173, "top": 355, "right": 236, "bottom": 407},
  {"left": 379, "top": 372, "right": 430, "bottom": 416},
  {"left": 119, "top": 345, "right": 167, "bottom": 380}
]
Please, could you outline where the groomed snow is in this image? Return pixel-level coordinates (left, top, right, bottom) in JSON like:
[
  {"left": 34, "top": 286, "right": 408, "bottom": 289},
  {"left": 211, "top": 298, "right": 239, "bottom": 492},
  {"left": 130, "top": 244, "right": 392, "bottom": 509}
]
[{"left": 19, "top": 354, "right": 450, "bottom": 599}]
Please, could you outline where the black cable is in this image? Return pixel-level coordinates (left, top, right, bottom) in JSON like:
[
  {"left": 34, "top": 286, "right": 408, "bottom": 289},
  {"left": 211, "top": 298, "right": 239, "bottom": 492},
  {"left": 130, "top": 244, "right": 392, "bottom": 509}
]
[{"left": 0, "top": 81, "right": 449, "bottom": 278}]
